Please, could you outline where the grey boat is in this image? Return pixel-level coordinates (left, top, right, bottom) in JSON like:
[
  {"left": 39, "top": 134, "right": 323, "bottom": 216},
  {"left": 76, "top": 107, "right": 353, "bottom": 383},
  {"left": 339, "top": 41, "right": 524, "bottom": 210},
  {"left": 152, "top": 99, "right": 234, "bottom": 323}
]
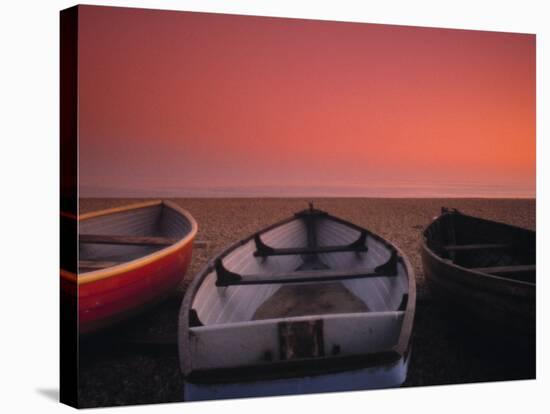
[{"left": 422, "top": 208, "right": 535, "bottom": 335}]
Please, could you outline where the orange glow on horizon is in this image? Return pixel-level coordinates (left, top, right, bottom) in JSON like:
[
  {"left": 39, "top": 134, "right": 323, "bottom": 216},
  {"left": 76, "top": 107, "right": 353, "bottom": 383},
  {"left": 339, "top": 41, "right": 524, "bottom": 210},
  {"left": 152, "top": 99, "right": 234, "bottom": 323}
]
[{"left": 78, "top": 6, "right": 535, "bottom": 197}]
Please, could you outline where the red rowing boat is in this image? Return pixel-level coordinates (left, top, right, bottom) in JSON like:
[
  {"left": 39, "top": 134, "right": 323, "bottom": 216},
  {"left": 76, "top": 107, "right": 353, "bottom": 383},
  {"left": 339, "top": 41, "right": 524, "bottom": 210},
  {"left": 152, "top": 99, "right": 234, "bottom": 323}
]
[{"left": 61, "top": 200, "right": 198, "bottom": 334}]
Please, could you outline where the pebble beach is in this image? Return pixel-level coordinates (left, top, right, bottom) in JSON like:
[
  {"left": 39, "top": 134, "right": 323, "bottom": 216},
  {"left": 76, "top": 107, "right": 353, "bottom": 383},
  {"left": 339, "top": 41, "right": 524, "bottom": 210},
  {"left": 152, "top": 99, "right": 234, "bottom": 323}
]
[{"left": 77, "top": 198, "right": 536, "bottom": 407}]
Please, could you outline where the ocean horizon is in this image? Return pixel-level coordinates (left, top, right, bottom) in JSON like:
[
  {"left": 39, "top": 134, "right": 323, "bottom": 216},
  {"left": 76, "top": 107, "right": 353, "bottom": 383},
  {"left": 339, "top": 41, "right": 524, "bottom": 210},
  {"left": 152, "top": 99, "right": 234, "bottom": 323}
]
[{"left": 79, "top": 182, "right": 536, "bottom": 199}]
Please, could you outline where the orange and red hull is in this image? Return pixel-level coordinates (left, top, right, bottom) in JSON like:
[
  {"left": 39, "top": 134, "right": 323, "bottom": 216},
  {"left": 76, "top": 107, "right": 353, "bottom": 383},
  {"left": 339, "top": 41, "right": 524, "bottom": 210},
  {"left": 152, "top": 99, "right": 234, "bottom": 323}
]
[{"left": 80, "top": 241, "right": 192, "bottom": 333}]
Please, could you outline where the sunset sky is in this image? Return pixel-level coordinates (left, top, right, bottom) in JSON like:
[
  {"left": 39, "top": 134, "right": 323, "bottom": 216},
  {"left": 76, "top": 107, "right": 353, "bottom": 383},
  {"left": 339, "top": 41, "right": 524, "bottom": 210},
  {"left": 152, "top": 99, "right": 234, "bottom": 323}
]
[{"left": 77, "top": 6, "right": 535, "bottom": 197}]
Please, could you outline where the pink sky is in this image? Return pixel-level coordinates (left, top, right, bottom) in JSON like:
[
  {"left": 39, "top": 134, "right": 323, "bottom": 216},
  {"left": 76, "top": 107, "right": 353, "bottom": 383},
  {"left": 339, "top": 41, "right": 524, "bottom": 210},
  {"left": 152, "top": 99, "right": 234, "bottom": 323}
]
[{"left": 77, "top": 6, "right": 535, "bottom": 197}]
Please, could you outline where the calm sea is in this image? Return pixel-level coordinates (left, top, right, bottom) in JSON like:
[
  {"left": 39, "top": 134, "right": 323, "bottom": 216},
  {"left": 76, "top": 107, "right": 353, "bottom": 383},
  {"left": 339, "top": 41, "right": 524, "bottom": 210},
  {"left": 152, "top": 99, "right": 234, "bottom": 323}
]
[{"left": 79, "top": 181, "right": 535, "bottom": 198}]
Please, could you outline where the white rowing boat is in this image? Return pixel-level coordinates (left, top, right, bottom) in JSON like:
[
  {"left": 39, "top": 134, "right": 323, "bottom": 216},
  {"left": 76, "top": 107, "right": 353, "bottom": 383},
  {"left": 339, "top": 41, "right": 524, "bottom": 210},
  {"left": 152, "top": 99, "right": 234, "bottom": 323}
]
[{"left": 178, "top": 205, "right": 416, "bottom": 400}]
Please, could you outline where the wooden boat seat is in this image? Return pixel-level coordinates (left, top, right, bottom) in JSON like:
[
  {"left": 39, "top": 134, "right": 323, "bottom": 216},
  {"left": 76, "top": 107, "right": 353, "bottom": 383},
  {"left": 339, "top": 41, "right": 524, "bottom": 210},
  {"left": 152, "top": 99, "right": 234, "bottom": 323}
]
[
  {"left": 253, "top": 231, "right": 368, "bottom": 257},
  {"left": 443, "top": 243, "right": 513, "bottom": 252},
  {"left": 215, "top": 250, "right": 399, "bottom": 286},
  {"left": 80, "top": 234, "right": 178, "bottom": 246},
  {"left": 252, "top": 282, "right": 370, "bottom": 320}
]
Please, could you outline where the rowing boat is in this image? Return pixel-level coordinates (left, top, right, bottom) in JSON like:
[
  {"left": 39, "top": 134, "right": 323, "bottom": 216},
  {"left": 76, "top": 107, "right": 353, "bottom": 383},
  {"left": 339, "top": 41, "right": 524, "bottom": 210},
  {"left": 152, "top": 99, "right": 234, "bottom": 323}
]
[
  {"left": 178, "top": 205, "right": 415, "bottom": 401},
  {"left": 61, "top": 200, "right": 198, "bottom": 334},
  {"left": 421, "top": 208, "right": 535, "bottom": 335}
]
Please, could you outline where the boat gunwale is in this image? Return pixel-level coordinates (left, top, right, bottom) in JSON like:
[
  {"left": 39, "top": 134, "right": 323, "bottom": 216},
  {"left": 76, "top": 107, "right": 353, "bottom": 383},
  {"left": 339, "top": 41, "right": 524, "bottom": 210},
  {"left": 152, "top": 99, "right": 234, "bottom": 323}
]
[
  {"left": 179, "top": 209, "right": 416, "bottom": 378},
  {"left": 421, "top": 210, "right": 536, "bottom": 289},
  {"left": 61, "top": 200, "right": 198, "bottom": 285}
]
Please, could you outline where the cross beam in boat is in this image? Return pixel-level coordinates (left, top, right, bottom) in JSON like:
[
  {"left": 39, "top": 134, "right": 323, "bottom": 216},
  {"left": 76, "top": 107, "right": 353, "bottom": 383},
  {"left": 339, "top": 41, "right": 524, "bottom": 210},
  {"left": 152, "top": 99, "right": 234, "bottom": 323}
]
[
  {"left": 443, "top": 243, "right": 513, "bottom": 252},
  {"left": 253, "top": 231, "right": 368, "bottom": 257},
  {"left": 215, "top": 249, "right": 399, "bottom": 287},
  {"left": 471, "top": 264, "right": 536, "bottom": 275},
  {"left": 79, "top": 234, "right": 178, "bottom": 246}
]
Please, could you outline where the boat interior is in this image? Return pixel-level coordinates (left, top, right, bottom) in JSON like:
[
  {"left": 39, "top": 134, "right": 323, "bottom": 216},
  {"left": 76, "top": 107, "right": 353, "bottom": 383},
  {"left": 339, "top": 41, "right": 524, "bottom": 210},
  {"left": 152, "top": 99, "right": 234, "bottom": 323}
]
[
  {"left": 78, "top": 203, "right": 193, "bottom": 274},
  {"left": 425, "top": 210, "right": 535, "bottom": 284},
  {"left": 191, "top": 210, "right": 410, "bottom": 327}
]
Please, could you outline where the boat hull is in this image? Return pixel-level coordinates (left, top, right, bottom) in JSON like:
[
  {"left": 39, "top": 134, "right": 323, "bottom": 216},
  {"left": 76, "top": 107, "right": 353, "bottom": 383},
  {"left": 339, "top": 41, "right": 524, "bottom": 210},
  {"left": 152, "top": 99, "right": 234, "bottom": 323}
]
[
  {"left": 183, "top": 352, "right": 410, "bottom": 401},
  {"left": 77, "top": 241, "right": 193, "bottom": 333},
  {"left": 422, "top": 247, "right": 534, "bottom": 336}
]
